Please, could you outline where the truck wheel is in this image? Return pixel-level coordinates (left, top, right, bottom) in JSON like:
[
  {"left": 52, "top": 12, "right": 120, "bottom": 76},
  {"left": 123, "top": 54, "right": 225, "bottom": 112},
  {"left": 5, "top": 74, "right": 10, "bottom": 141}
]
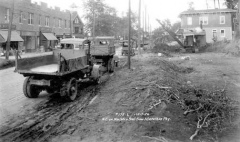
[
  {"left": 110, "top": 59, "right": 115, "bottom": 73},
  {"left": 23, "top": 77, "right": 40, "bottom": 98},
  {"left": 108, "top": 59, "right": 114, "bottom": 73},
  {"left": 65, "top": 78, "right": 78, "bottom": 101}
]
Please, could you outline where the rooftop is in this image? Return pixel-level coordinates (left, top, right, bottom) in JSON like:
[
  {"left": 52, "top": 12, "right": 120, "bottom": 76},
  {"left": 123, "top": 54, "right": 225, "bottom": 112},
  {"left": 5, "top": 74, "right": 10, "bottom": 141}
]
[{"left": 180, "top": 8, "right": 237, "bottom": 16}]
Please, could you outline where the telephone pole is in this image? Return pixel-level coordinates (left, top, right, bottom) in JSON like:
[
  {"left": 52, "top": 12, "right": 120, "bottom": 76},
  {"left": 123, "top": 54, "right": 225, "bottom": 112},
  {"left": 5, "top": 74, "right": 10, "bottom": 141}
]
[
  {"left": 128, "top": 0, "right": 131, "bottom": 69},
  {"left": 6, "top": 0, "right": 14, "bottom": 60},
  {"left": 238, "top": 0, "right": 240, "bottom": 37},
  {"left": 144, "top": 6, "right": 147, "bottom": 46},
  {"left": 138, "top": 0, "right": 141, "bottom": 55}
]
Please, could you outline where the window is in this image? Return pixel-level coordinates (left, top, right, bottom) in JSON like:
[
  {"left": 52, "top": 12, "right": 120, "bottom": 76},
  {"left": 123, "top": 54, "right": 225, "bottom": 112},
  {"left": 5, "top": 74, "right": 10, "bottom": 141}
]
[
  {"left": 74, "top": 27, "right": 79, "bottom": 33},
  {"left": 65, "top": 20, "right": 67, "bottom": 28},
  {"left": 28, "top": 13, "right": 33, "bottom": 25},
  {"left": 212, "top": 29, "right": 217, "bottom": 38},
  {"left": 55, "top": 18, "right": 58, "bottom": 27},
  {"left": 5, "top": 8, "right": 9, "bottom": 22},
  {"left": 220, "top": 16, "right": 225, "bottom": 24},
  {"left": 187, "top": 17, "right": 192, "bottom": 25},
  {"left": 199, "top": 17, "right": 208, "bottom": 25},
  {"left": 80, "top": 28, "right": 83, "bottom": 34},
  {"left": 39, "top": 15, "right": 41, "bottom": 26},
  {"left": 58, "top": 19, "right": 61, "bottom": 27},
  {"left": 74, "top": 18, "right": 79, "bottom": 23},
  {"left": 220, "top": 29, "right": 225, "bottom": 37},
  {"left": 19, "top": 12, "right": 23, "bottom": 23},
  {"left": 45, "top": 16, "right": 49, "bottom": 26}
]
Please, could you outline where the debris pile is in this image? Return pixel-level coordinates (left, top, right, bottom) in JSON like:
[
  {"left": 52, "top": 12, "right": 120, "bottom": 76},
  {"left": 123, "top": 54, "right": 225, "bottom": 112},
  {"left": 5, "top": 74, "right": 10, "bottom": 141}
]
[{"left": 109, "top": 56, "right": 239, "bottom": 141}]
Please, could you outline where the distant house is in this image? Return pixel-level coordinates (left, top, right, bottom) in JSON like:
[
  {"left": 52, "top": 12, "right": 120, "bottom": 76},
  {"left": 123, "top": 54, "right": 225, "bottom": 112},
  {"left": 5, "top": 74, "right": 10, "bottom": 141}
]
[
  {"left": 179, "top": 9, "right": 237, "bottom": 43},
  {"left": 71, "top": 11, "right": 84, "bottom": 38}
]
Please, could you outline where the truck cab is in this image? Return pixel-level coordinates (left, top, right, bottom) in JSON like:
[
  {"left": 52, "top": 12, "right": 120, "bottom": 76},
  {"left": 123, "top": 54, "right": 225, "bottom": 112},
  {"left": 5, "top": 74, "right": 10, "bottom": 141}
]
[{"left": 60, "top": 38, "right": 86, "bottom": 50}]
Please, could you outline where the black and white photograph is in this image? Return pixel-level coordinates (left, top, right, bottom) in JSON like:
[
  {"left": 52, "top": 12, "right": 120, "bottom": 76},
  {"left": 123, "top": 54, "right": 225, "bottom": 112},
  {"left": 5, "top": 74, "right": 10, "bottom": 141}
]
[{"left": 0, "top": 0, "right": 240, "bottom": 141}]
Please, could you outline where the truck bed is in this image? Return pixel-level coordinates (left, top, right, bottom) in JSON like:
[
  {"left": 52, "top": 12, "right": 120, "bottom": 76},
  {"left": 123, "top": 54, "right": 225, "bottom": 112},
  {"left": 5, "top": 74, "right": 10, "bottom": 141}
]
[
  {"left": 91, "top": 45, "right": 115, "bottom": 56},
  {"left": 30, "top": 64, "right": 58, "bottom": 73},
  {"left": 16, "top": 49, "right": 89, "bottom": 76}
]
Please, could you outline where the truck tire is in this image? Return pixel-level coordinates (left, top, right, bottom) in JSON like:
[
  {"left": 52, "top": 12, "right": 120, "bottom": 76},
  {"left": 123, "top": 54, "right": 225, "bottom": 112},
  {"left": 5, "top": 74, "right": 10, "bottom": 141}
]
[
  {"left": 108, "top": 59, "right": 114, "bottom": 73},
  {"left": 109, "top": 59, "right": 115, "bottom": 73},
  {"left": 65, "top": 78, "right": 78, "bottom": 101},
  {"left": 23, "top": 77, "right": 40, "bottom": 98}
]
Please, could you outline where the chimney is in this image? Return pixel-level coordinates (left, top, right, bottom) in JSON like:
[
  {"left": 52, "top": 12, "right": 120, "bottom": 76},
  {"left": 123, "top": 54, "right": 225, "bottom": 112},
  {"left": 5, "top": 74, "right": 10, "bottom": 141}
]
[
  {"left": 55, "top": 6, "right": 60, "bottom": 11},
  {"left": 40, "top": 2, "right": 47, "bottom": 9}
]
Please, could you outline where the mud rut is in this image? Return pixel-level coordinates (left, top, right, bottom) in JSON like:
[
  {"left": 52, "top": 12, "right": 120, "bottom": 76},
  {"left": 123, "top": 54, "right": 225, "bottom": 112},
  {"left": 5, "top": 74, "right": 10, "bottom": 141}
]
[{"left": 0, "top": 81, "right": 100, "bottom": 142}]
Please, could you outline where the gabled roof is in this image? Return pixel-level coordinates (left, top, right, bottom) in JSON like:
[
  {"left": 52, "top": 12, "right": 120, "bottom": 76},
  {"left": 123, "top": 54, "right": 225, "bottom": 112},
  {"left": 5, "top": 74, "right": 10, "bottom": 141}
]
[
  {"left": 180, "top": 8, "right": 237, "bottom": 16},
  {"left": 72, "top": 11, "right": 83, "bottom": 25}
]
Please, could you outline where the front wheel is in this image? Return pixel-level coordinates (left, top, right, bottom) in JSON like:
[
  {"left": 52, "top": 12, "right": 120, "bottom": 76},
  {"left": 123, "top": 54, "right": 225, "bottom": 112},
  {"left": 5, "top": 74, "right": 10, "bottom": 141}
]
[
  {"left": 23, "top": 77, "right": 40, "bottom": 98},
  {"left": 108, "top": 59, "right": 115, "bottom": 73},
  {"left": 65, "top": 78, "right": 78, "bottom": 101}
]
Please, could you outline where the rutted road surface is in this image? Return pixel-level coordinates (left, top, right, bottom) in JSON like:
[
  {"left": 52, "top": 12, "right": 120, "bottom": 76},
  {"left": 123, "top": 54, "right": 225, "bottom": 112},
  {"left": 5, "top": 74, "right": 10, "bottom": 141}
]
[
  {"left": 0, "top": 47, "right": 124, "bottom": 141},
  {"left": 0, "top": 46, "right": 123, "bottom": 125},
  {"left": 0, "top": 67, "right": 46, "bottom": 125},
  {"left": 0, "top": 82, "right": 100, "bottom": 142}
]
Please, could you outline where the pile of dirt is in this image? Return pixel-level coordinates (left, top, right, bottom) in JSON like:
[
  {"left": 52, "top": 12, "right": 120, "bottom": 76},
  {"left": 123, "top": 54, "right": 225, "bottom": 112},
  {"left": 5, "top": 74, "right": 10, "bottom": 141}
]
[
  {"left": 223, "top": 39, "right": 240, "bottom": 56},
  {"left": 41, "top": 54, "right": 239, "bottom": 142},
  {"left": 68, "top": 55, "right": 239, "bottom": 142},
  {"left": 204, "top": 39, "right": 240, "bottom": 56}
]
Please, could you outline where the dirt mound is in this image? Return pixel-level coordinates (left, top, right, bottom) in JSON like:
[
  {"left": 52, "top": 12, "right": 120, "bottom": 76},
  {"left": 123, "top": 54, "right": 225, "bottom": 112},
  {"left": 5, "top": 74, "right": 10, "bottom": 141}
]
[
  {"left": 93, "top": 56, "right": 239, "bottom": 142},
  {"left": 223, "top": 39, "right": 240, "bottom": 56},
  {"left": 38, "top": 54, "right": 240, "bottom": 142},
  {"left": 204, "top": 39, "right": 240, "bottom": 56}
]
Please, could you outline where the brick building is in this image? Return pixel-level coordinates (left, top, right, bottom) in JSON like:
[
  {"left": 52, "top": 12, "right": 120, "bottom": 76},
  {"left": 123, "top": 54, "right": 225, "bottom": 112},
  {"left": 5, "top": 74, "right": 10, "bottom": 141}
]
[
  {"left": 0, "top": 0, "right": 84, "bottom": 52},
  {"left": 179, "top": 9, "right": 237, "bottom": 43}
]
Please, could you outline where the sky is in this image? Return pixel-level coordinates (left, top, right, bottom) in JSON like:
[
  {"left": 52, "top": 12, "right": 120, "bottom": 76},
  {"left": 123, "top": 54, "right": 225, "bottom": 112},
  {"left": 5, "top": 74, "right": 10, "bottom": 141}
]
[{"left": 32, "top": 0, "right": 227, "bottom": 30}]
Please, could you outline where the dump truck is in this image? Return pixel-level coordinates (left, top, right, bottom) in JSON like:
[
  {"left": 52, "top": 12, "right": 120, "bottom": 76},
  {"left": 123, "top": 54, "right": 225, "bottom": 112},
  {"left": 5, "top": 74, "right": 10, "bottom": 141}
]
[
  {"left": 119, "top": 40, "right": 135, "bottom": 56},
  {"left": 15, "top": 38, "right": 118, "bottom": 101},
  {"left": 88, "top": 36, "right": 119, "bottom": 72}
]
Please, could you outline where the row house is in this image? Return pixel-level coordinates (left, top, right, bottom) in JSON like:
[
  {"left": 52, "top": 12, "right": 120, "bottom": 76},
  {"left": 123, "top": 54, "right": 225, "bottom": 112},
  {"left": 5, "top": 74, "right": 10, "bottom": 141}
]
[
  {"left": 179, "top": 9, "right": 237, "bottom": 43},
  {"left": 0, "top": 0, "right": 84, "bottom": 52}
]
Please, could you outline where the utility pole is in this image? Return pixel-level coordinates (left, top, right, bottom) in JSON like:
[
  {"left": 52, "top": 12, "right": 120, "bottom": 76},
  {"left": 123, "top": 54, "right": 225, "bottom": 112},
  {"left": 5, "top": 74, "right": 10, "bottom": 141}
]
[
  {"left": 138, "top": 0, "right": 141, "bottom": 55},
  {"left": 92, "top": 1, "right": 96, "bottom": 41},
  {"left": 128, "top": 0, "right": 131, "bottom": 69},
  {"left": 145, "top": 6, "right": 147, "bottom": 46},
  {"left": 70, "top": 3, "right": 78, "bottom": 38},
  {"left": 218, "top": 0, "right": 220, "bottom": 9},
  {"left": 70, "top": 12, "right": 72, "bottom": 37},
  {"left": 93, "top": 11, "right": 96, "bottom": 38},
  {"left": 6, "top": 0, "right": 14, "bottom": 60},
  {"left": 238, "top": 0, "right": 240, "bottom": 37},
  {"left": 142, "top": 10, "right": 144, "bottom": 46},
  {"left": 206, "top": 0, "right": 208, "bottom": 9},
  {"left": 148, "top": 14, "right": 150, "bottom": 35}
]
